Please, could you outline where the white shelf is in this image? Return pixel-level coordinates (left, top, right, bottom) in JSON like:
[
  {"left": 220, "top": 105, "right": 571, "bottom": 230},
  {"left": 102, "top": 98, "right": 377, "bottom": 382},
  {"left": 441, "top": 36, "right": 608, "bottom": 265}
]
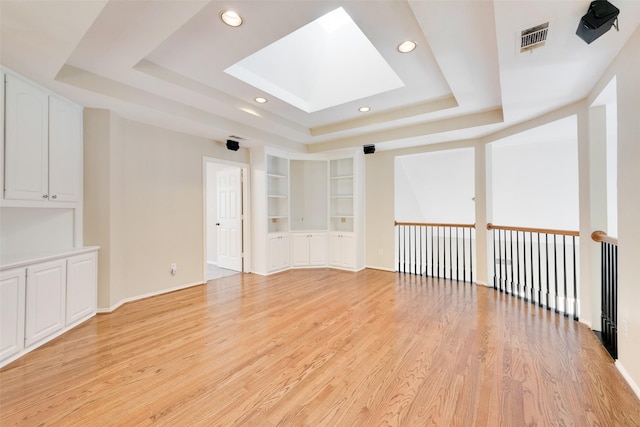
[
  {"left": 266, "top": 155, "right": 288, "bottom": 177},
  {"left": 266, "top": 154, "right": 289, "bottom": 234},
  {"left": 330, "top": 158, "right": 353, "bottom": 177},
  {"left": 267, "top": 173, "right": 287, "bottom": 179},
  {"left": 329, "top": 158, "right": 354, "bottom": 233}
]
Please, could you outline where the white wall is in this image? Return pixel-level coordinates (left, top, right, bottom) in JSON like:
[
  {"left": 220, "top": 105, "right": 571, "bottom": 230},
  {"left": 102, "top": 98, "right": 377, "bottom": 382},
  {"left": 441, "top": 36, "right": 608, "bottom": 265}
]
[
  {"left": 84, "top": 109, "right": 249, "bottom": 310},
  {"left": 0, "top": 207, "right": 74, "bottom": 255},
  {"left": 489, "top": 117, "right": 579, "bottom": 231},
  {"left": 605, "top": 102, "right": 618, "bottom": 237},
  {"left": 395, "top": 148, "right": 475, "bottom": 224},
  {"left": 589, "top": 24, "right": 640, "bottom": 395},
  {"left": 365, "top": 140, "right": 476, "bottom": 272}
]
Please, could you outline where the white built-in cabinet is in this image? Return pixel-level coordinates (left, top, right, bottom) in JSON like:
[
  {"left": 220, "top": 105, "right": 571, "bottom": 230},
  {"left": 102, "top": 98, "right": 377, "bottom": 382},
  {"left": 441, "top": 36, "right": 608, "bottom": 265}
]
[
  {"left": 3, "top": 73, "right": 81, "bottom": 204},
  {"left": 265, "top": 154, "right": 290, "bottom": 273},
  {"left": 0, "top": 269, "right": 26, "bottom": 362},
  {"left": 24, "top": 259, "right": 67, "bottom": 347},
  {"left": 329, "top": 233, "right": 356, "bottom": 270},
  {"left": 268, "top": 233, "right": 290, "bottom": 272},
  {"left": 253, "top": 148, "right": 364, "bottom": 275},
  {"left": 0, "top": 250, "right": 98, "bottom": 367},
  {"left": 291, "top": 233, "right": 327, "bottom": 267},
  {"left": 66, "top": 252, "right": 98, "bottom": 326},
  {"left": 1, "top": 69, "right": 97, "bottom": 368}
]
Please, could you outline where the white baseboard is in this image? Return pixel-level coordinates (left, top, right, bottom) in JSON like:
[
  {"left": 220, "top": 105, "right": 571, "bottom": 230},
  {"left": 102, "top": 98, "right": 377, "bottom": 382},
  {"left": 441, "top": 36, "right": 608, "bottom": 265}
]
[
  {"left": 97, "top": 281, "right": 203, "bottom": 313},
  {"left": 365, "top": 265, "right": 395, "bottom": 272},
  {"left": 616, "top": 360, "right": 640, "bottom": 401}
]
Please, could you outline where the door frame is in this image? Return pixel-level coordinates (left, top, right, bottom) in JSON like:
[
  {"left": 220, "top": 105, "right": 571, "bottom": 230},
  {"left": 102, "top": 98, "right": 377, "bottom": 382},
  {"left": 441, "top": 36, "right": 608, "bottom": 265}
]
[{"left": 202, "top": 157, "right": 251, "bottom": 281}]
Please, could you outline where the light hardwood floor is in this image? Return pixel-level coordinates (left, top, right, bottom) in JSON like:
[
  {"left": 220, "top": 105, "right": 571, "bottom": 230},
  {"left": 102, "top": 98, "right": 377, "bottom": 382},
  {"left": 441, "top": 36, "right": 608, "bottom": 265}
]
[{"left": 1, "top": 269, "right": 639, "bottom": 426}]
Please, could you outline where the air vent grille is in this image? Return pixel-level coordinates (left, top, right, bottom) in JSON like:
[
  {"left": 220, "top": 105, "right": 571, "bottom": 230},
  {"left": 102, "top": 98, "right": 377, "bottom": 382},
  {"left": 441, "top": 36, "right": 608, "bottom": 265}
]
[{"left": 521, "top": 22, "right": 549, "bottom": 52}]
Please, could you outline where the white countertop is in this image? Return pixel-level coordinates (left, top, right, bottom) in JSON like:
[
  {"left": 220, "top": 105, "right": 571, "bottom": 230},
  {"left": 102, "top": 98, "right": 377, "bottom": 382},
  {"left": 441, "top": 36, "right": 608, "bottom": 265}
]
[{"left": 0, "top": 246, "right": 100, "bottom": 271}]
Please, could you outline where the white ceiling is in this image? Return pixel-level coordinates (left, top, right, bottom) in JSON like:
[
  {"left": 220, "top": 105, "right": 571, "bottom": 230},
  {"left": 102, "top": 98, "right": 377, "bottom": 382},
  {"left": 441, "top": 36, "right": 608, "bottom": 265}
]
[
  {"left": 1, "top": 0, "right": 638, "bottom": 153},
  {"left": 223, "top": 7, "right": 407, "bottom": 113}
]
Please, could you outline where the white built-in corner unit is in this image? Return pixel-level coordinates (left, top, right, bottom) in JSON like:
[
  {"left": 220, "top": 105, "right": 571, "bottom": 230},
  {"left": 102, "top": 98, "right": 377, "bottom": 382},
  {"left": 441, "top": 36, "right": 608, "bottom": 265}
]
[
  {"left": 251, "top": 147, "right": 365, "bottom": 275},
  {"left": 0, "top": 68, "right": 98, "bottom": 368}
]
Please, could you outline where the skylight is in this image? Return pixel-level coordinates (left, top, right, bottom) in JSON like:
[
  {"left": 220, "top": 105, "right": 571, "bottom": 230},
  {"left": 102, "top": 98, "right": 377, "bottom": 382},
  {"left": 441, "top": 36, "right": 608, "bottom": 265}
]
[{"left": 224, "top": 7, "right": 405, "bottom": 113}]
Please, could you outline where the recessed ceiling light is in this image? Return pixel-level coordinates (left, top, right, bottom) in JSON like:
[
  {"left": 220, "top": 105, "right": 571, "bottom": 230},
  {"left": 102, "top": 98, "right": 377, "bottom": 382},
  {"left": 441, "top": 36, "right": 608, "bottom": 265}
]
[
  {"left": 255, "top": 97, "right": 267, "bottom": 104},
  {"left": 359, "top": 106, "right": 371, "bottom": 113},
  {"left": 220, "top": 10, "right": 243, "bottom": 27},
  {"left": 397, "top": 40, "right": 417, "bottom": 53}
]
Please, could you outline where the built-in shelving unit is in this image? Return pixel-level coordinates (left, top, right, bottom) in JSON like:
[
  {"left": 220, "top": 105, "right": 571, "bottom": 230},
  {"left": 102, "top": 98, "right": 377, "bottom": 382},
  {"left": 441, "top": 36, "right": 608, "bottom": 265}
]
[
  {"left": 330, "top": 158, "right": 354, "bottom": 233},
  {"left": 266, "top": 155, "right": 289, "bottom": 233},
  {"left": 252, "top": 148, "right": 364, "bottom": 275}
]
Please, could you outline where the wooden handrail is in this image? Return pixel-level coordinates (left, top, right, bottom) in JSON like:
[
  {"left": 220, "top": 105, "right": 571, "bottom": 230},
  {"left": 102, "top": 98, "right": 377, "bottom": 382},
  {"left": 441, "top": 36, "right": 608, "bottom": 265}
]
[
  {"left": 486, "top": 223, "right": 579, "bottom": 237},
  {"left": 394, "top": 221, "right": 475, "bottom": 228},
  {"left": 591, "top": 230, "right": 618, "bottom": 246}
]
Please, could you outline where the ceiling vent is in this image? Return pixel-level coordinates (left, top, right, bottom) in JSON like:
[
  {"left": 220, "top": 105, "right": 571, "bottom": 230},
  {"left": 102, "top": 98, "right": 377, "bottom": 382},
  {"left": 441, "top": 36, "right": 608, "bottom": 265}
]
[{"left": 520, "top": 22, "right": 549, "bottom": 52}]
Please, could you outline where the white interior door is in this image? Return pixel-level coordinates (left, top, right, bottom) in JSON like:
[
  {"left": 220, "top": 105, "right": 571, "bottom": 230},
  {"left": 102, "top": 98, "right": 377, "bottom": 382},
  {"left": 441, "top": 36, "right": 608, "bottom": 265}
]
[{"left": 216, "top": 168, "right": 243, "bottom": 271}]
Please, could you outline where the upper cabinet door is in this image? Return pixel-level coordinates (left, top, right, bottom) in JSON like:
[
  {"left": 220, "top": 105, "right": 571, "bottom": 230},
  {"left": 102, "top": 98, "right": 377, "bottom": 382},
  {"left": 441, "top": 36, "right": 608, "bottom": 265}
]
[
  {"left": 4, "top": 74, "right": 49, "bottom": 201},
  {"left": 48, "top": 96, "right": 81, "bottom": 202}
]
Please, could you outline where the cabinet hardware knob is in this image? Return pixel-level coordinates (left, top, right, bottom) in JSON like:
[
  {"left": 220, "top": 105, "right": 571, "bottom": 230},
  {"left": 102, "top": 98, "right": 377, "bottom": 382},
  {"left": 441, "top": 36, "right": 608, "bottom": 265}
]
[
  {"left": 43, "top": 194, "right": 48, "bottom": 198},
  {"left": 51, "top": 195, "right": 57, "bottom": 199}
]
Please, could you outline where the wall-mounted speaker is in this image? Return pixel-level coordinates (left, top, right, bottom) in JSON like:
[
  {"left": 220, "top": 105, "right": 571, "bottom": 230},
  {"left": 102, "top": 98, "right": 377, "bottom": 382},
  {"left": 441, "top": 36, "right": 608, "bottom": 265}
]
[
  {"left": 226, "top": 139, "right": 240, "bottom": 151},
  {"left": 363, "top": 144, "right": 375, "bottom": 154},
  {"left": 576, "top": 0, "right": 619, "bottom": 44}
]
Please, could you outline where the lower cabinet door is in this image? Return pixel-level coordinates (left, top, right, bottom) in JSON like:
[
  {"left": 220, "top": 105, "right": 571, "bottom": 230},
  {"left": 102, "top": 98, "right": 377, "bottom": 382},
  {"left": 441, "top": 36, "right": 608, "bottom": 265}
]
[
  {"left": 308, "top": 234, "right": 327, "bottom": 266},
  {"left": 291, "top": 234, "right": 310, "bottom": 267},
  {"left": 329, "top": 233, "right": 356, "bottom": 269},
  {"left": 25, "top": 259, "right": 66, "bottom": 347},
  {"left": 329, "top": 234, "right": 341, "bottom": 267},
  {"left": 66, "top": 252, "right": 97, "bottom": 326},
  {"left": 340, "top": 234, "right": 356, "bottom": 269},
  {"left": 268, "top": 234, "right": 290, "bottom": 272},
  {"left": 0, "top": 269, "right": 26, "bottom": 362}
]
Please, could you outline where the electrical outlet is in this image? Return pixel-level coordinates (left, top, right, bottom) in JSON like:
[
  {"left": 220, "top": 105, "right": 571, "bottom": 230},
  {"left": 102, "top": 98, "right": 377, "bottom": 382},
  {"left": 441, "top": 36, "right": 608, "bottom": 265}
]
[
  {"left": 378, "top": 249, "right": 383, "bottom": 256},
  {"left": 170, "top": 263, "right": 177, "bottom": 275}
]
